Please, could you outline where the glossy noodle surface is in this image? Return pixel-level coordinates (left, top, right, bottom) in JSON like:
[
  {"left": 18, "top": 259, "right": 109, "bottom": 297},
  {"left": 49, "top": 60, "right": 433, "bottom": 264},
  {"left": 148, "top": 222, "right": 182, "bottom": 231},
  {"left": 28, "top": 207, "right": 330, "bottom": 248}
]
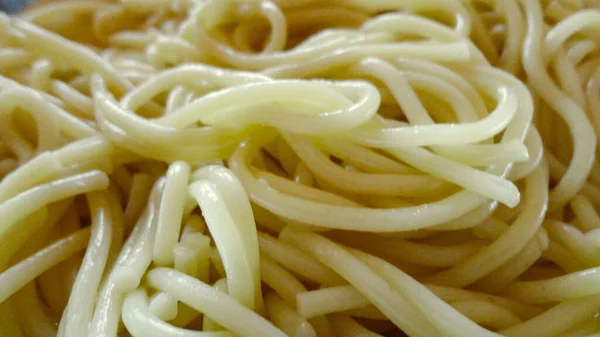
[{"left": 1, "top": 0, "right": 600, "bottom": 336}]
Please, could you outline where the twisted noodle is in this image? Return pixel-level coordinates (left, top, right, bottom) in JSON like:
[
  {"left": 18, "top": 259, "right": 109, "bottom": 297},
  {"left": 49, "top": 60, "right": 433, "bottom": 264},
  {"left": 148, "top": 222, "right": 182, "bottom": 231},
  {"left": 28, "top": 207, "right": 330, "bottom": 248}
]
[{"left": 1, "top": 0, "right": 600, "bottom": 336}]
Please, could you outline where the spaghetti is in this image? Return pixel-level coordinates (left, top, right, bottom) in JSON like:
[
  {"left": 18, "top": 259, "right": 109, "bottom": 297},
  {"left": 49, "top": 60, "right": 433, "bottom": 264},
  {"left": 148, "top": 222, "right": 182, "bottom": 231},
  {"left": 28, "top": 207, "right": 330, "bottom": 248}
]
[{"left": 1, "top": 0, "right": 600, "bottom": 336}]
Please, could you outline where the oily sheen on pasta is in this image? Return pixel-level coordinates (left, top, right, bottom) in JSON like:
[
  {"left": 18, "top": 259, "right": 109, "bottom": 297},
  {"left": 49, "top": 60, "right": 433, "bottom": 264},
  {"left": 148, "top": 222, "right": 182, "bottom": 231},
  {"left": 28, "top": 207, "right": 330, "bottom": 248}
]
[{"left": 1, "top": 0, "right": 600, "bottom": 336}]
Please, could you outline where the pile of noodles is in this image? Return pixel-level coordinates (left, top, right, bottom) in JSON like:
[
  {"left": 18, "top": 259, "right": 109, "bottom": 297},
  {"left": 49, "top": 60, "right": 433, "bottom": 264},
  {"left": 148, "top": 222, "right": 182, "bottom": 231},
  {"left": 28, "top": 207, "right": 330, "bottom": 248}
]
[{"left": 1, "top": 0, "right": 600, "bottom": 336}]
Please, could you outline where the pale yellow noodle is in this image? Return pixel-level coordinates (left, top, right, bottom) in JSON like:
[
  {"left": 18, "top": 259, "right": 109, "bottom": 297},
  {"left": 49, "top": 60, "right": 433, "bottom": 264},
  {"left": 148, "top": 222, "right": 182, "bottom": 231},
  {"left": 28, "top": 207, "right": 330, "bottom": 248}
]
[
  {"left": 62, "top": 192, "right": 113, "bottom": 337},
  {"left": 520, "top": 0, "right": 596, "bottom": 209},
  {"left": 472, "top": 229, "right": 548, "bottom": 292},
  {"left": 0, "top": 227, "right": 90, "bottom": 304},
  {"left": 147, "top": 268, "right": 287, "bottom": 337},
  {"left": 423, "top": 161, "right": 548, "bottom": 287},
  {"left": 264, "top": 291, "right": 317, "bottom": 337},
  {"left": 280, "top": 228, "right": 495, "bottom": 336},
  {"left": 1, "top": 0, "right": 600, "bottom": 336},
  {"left": 153, "top": 161, "right": 191, "bottom": 266},
  {"left": 257, "top": 231, "right": 345, "bottom": 286}
]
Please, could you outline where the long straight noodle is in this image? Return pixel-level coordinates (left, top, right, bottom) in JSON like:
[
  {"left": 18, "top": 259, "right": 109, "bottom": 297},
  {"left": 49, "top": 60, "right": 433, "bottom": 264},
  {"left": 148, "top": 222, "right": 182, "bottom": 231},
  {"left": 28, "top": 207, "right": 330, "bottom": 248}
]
[
  {"left": 279, "top": 228, "right": 447, "bottom": 336},
  {"left": 472, "top": 229, "right": 548, "bottom": 292},
  {"left": 500, "top": 295, "right": 600, "bottom": 337},
  {"left": 87, "top": 185, "right": 160, "bottom": 337},
  {"left": 153, "top": 161, "right": 191, "bottom": 266},
  {"left": 62, "top": 192, "right": 113, "bottom": 337},
  {"left": 259, "top": 256, "right": 307, "bottom": 307},
  {"left": 264, "top": 291, "right": 317, "bottom": 337},
  {"left": 257, "top": 231, "right": 345, "bottom": 285},
  {"left": 0, "top": 227, "right": 90, "bottom": 304},
  {"left": 350, "top": 247, "right": 503, "bottom": 337},
  {"left": 296, "top": 286, "right": 371, "bottom": 318},
  {"left": 35, "top": 207, "right": 78, "bottom": 318},
  {"left": 450, "top": 300, "right": 522, "bottom": 330}
]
